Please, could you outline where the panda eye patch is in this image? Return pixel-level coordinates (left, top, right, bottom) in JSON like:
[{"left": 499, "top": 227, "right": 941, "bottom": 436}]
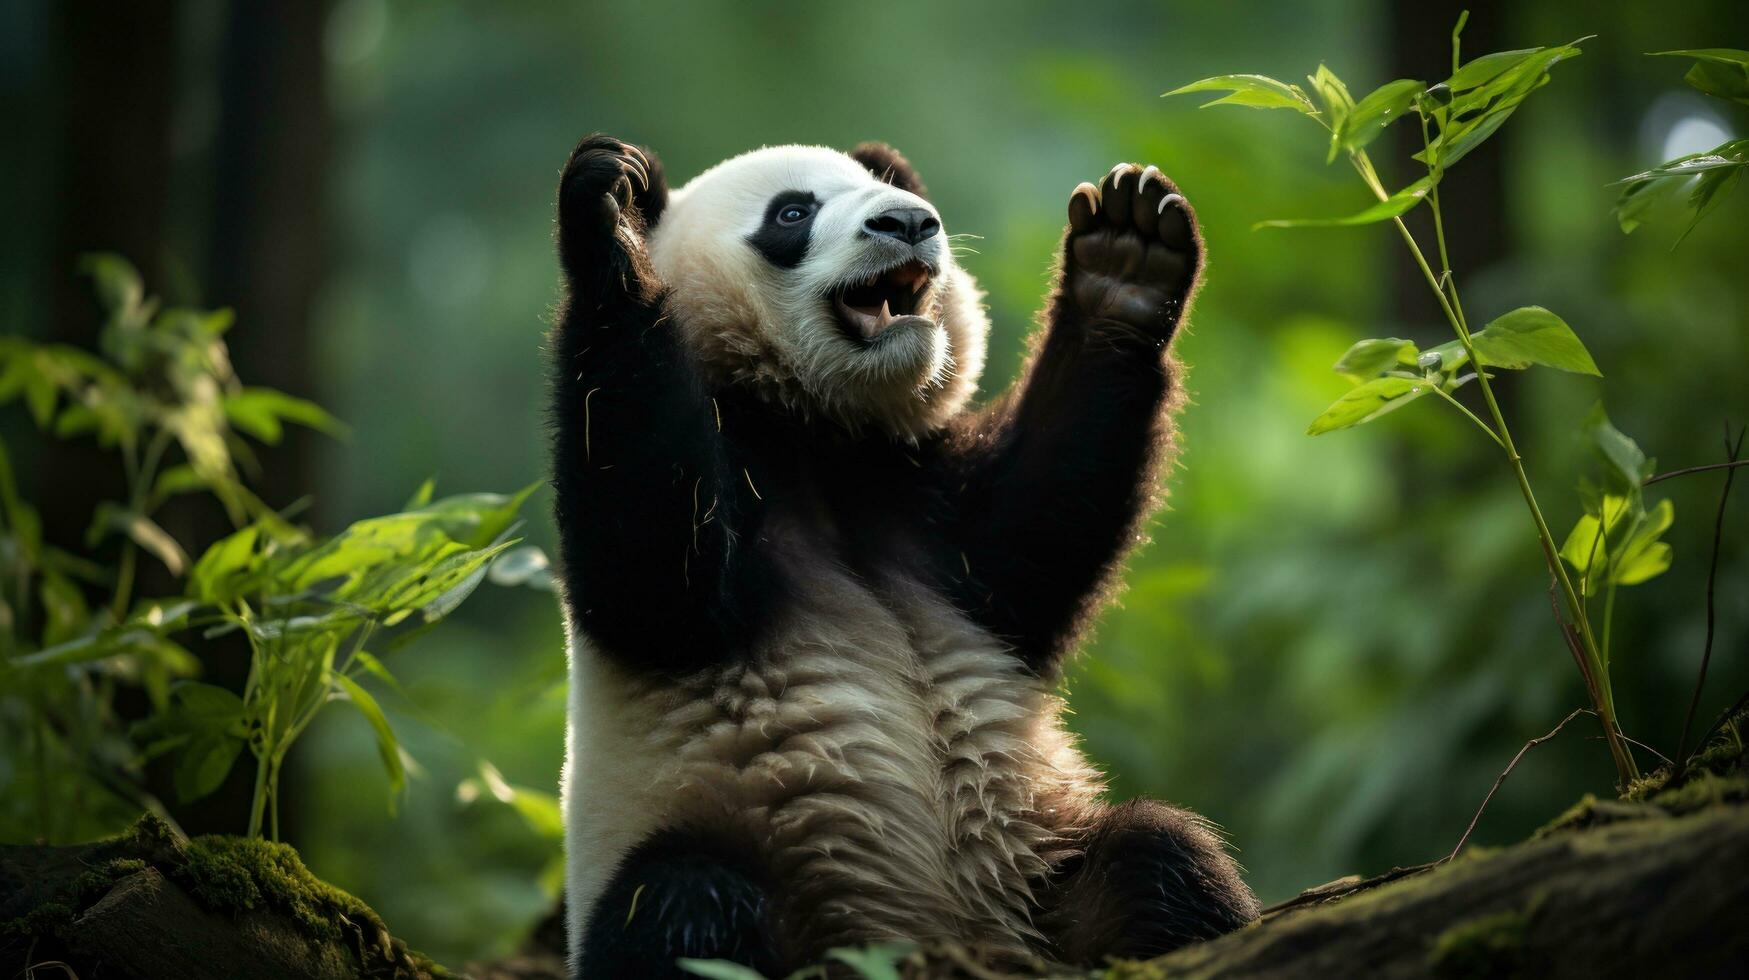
[{"left": 749, "top": 190, "right": 821, "bottom": 268}]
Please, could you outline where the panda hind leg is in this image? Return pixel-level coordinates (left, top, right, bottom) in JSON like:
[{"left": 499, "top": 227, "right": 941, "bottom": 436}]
[
  {"left": 578, "top": 829, "right": 783, "bottom": 980},
  {"left": 1043, "top": 799, "right": 1259, "bottom": 965}
]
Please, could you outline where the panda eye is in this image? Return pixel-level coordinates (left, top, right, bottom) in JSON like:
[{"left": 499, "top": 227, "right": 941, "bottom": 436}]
[{"left": 778, "top": 204, "right": 812, "bottom": 224}]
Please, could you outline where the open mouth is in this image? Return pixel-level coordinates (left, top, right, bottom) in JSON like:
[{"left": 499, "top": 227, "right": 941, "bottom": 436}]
[{"left": 831, "top": 260, "right": 935, "bottom": 343}]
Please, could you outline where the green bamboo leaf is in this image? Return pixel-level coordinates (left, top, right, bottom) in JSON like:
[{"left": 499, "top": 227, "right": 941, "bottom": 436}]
[
  {"left": 87, "top": 503, "right": 191, "bottom": 576},
  {"left": 1164, "top": 74, "right": 1317, "bottom": 114},
  {"left": 458, "top": 761, "right": 563, "bottom": 839},
  {"left": 24, "top": 359, "right": 57, "bottom": 427},
  {"left": 1307, "top": 64, "right": 1355, "bottom": 117},
  {"left": 153, "top": 464, "right": 209, "bottom": 499},
  {"left": 224, "top": 387, "right": 348, "bottom": 444},
  {"left": 1616, "top": 141, "right": 1749, "bottom": 183},
  {"left": 1257, "top": 175, "right": 1437, "bottom": 229},
  {"left": 419, "top": 541, "right": 517, "bottom": 622},
  {"left": 1308, "top": 64, "right": 1357, "bottom": 161},
  {"left": 1467, "top": 306, "right": 1600, "bottom": 376},
  {"left": 1676, "top": 165, "right": 1744, "bottom": 246},
  {"left": 1332, "top": 338, "right": 1420, "bottom": 382},
  {"left": 676, "top": 962, "right": 770, "bottom": 980},
  {"left": 1585, "top": 404, "right": 1650, "bottom": 493},
  {"left": 78, "top": 253, "right": 145, "bottom": 320},
  {"left": 1446, "top": 48, "right": 1545, "bottom": 91},
  {"left": 1559, "top": 512, "right": 1603, "bottom": 580},
  {"left": 349, "top": 651, "right": 408, "bottom": 701},
  {"left": 175, "top": 733, "right": 245, "bottom": 803},
  {"left": 1419, "top": 42, "right": 1586, "bottom": 169},
  {"left": 404, "top": 477, "right": 436, "bottom": 510},
  {"left": 1652, "top": 49, "right": 1749, "bottom": 105},
  {"left": 39, "top": 570, "right": 90, "bottom": 648},
  {"left": 1338, "top": 79, "right": 1425, "bottom": 154},
  {"left": 825, "top": 942, "right": 919, "bottom": 980},
  {"left": 332, "top": 672, "right": 407, "bottom": 808},
  {"left": 1614, "top": 541, "right": 1673, "bottom": 585},
  {"left": 1307, "top": 376, "right": 1432, "bottom": 435},
  {"left": 191, "top": 525, "right": 262, "bottom": 602},
  {"left": 1612, "top": 498, "right": 1675, "bottom": 586}
]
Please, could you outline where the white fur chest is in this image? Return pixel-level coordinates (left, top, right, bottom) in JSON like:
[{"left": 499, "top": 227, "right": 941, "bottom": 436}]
[{"left": 562, "top": 556, "right": 1102, "bottom": 963}]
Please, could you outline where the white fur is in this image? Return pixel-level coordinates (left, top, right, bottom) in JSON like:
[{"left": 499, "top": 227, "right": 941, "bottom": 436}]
[
  {"left": 564, "top": 540, "right": 1105, "bottom": 971},
  {"left": 647, "top": 145, "right": 990, "bottom": 440}
]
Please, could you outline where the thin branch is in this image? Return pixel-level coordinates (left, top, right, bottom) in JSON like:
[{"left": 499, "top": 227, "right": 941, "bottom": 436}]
[
  {"left": 1444, "top": 708, "right": 1593, "bottom": 864},
  {"left": 1643, "top": 458, "right": 1749, "bottom": 486},
  {"left": 1676, "top": 423, "right": 1745, "bottom": 769},
  {"left": 1429, "top": 384, "right": 1505, "bottom": 449},
  {"left": 1612, "top": 731, "right": 1672, "bottom": 768},
  {"left": 1697, "top": 688, "right": 1749, "bottom": 752}
]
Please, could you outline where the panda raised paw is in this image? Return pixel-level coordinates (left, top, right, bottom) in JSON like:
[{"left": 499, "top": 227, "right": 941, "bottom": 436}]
[
  {"left": 1064, "top": 164, "right": 1200, "bottom": 341},
  {"left": 559, "top": 134, "right": 664, "bottom": 252}
]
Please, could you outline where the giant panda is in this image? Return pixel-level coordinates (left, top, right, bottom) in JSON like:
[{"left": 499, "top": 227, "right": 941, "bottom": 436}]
[{"left": 549, "top": 134, "right": 1258, "bottom": 978}]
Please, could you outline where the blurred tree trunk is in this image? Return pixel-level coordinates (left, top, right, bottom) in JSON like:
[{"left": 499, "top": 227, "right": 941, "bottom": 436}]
[
  {"left": 208, "top": 0, "right": 332, "bottom": 520},
  {"left": 1386, "top": 0, "right": 1507, "bottom": 325},
  {"left": 172, "top": 0, "right": 334, "bottom": 839},
  {"left": 39, "top": 0, "right": 180, "bottom": 559},
  {"left": 1382, "top": 0, "right": 1510, "bottom": 505},
  {"left": 40, "top": 1, "right": 334, "bottom": 838}
]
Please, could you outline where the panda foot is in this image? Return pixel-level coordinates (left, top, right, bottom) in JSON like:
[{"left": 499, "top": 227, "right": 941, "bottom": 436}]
[{"left": 1064, "top": 164, "right": 1200, "bottom": 341}]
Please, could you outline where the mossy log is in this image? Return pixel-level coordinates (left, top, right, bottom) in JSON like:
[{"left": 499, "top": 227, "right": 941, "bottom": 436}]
[
  {"left": 6, "top": 754, "right": 1746, "bottom": 979},
  {"left": 1122, "top": 789, "right": 1749, "bottom": 980},
  {"left": 1, "top": 815, "right": 446, "bottom": 979}
]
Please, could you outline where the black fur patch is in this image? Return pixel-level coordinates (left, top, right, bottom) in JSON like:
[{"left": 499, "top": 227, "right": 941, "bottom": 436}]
[
  {"left": 1042, "top": 799, "right": 1259, "bottom": 964},
  {"left": 745, "top": 190, "right": 819, "bottom": 269},
  {"left": 581, "top": 828, "right": 784, "bottom": 979},
  {"left": 936, "top": 299, "right": 1176, "bottom": 675},
  {"left": 850, "top": 141, "right": 928, "bottom": 198},
  {"left": 551, "top": 137, "right": 778, "bottom": 674}
]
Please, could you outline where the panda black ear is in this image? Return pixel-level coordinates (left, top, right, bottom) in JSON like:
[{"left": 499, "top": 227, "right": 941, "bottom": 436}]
[{"left": 850, "top": 142, "right": 928, "bottom": 199}]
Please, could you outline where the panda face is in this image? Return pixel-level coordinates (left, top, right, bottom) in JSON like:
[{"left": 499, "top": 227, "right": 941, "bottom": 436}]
[{"left": 648, "top": 146, "right": 989, "bottom": 439}]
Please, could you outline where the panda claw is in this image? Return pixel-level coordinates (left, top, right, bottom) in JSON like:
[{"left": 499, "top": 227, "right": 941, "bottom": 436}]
[
  {"left": 1102, "top": 164, "right": 1137, "bottom": 225},
  {"left": 1068, "top": 182, "right": 1100, "bottom": 233},
  {"left": 1159, "top": 192, "right": 1185, "bottom": 214}
]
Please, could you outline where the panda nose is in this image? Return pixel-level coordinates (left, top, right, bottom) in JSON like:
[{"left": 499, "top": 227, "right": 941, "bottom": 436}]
[{"left": 863, "top": 207, "right": 940, "bottom": 245}]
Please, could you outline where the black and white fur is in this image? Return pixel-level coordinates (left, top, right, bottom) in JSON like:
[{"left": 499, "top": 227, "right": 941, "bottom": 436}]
[{"left": 551, "top": 135, "right": 1258, "bottom": 977}]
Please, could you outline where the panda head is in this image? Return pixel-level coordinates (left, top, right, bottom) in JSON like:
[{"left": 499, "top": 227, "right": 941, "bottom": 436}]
[{"left": 648, "top": 143, "right": 989, "bottom": 439}]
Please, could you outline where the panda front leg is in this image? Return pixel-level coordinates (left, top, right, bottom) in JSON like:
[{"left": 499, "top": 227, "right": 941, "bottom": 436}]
[
  {"left": 1042, "top": 799, "right": 1259, "bottom": 963},
  {"left": 551, "top": 135, "right": 775, "bottom": 672},
  {"left": 946, "top": 164, "right": 1201, "bottom": 673}
]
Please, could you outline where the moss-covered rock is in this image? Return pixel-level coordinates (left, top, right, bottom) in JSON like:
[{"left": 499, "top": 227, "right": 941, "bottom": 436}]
[
  {"left": 1, "top": 815, "right": 448, "bottom": 979},
  {"left": 1426, "top": 893, "right": 1547, "bottom": 979}
]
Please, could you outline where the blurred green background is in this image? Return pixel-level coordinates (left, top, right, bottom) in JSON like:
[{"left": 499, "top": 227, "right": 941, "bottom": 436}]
[{"left": 4, "top": 0, "right": 1747, "bottom": 966}]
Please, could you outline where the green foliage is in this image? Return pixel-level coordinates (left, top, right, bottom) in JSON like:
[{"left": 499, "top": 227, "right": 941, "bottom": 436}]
[
  {"left": 1166, "top": 17, "right": 1689, "bottom": 786},
  {"left": 1308, "top": 306, "right": 1596, "bottom": 435},
  {"left": 1163, "top": 74, "right": 1317, "bottom": 113},
  {"left": 1254, "top": 175, "right": 1436, "bottom": 229},
  {"left": 1171, "top": 30, "right": 1587, "bottom": 228},
  {"left": 144, "top": 481, "right": 538, "bottom": 837},
  {"left": 1651, "top": 49, "right": 1749, "bottom": 105},
  {"left": 0, "top": 257, "right": 546, "bottom": 844},
  {"left": 1614, "top": 50, "right": 1749, "bottom": 239},
  {"left": 678, "top": 941, "right": 919, "bottom": 980}
]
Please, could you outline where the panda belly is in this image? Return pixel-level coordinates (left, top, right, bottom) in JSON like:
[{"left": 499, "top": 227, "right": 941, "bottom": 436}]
[{"left": 562, "top": 554, "right": 1103, "bottom": 963}]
